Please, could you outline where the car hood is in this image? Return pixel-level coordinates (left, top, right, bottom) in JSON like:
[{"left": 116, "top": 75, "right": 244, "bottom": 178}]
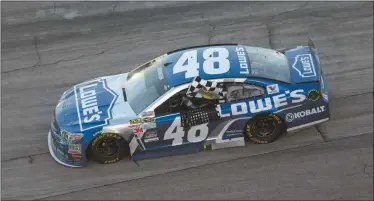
[{"left": 55, "top": 73, "right": 137, "bottom": 133}]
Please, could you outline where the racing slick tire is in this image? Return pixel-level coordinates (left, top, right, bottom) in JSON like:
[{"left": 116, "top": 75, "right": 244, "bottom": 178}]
[
  {"left": 89, "top": 133, "right": 130, "bottom": 164},
  {"left": 244, "top": 114, "right": 285, "bottom": 144}
]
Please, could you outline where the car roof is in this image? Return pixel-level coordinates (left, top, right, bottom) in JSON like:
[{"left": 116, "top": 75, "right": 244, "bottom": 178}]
[{"left": 161, "top": 44, "right": 254, "bottom": 87}]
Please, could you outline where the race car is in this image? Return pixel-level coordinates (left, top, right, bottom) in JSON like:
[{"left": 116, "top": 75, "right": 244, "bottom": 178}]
[{"left": 48, "top": 39, "right": 330, "bottom": 167}]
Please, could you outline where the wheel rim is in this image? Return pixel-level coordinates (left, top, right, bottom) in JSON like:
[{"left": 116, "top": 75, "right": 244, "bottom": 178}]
[
  {"left": 95, "top": 138, "right": 120, "bottom": 157},
  {"left": 252, "top": 117, "right": 277, "bottom": 137}
]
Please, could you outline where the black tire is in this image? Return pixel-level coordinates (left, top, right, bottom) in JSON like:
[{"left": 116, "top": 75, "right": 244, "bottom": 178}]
[
  {"left": 89, "top": 133, "right": 129, "bottom": 164},
  {"left": 244, "top": 114, "right": 284, "bottom": 144}
]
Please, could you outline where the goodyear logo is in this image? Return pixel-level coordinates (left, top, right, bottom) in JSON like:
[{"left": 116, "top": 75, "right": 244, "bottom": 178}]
[
  {"left": 292, "top": 54, "right": 316, "bottom": 78},
  {"left": 74, "top": 79, "right": 118, "bottom": 131}
]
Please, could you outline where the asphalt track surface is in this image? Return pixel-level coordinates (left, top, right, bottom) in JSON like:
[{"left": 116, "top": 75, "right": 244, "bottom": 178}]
[{"left": 1, "top": 1, "right": 373, "bottom": 200}]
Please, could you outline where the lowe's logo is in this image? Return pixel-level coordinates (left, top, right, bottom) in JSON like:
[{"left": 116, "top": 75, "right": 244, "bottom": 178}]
[
  {"left": 292, "top": 54, "right": 316, "bottom": 78},
  {"left": 217, "top": 89, "right": 306, "bottom": 118},
  {"left": 74, "top": 79, "right": 117, "bottom": 131}
]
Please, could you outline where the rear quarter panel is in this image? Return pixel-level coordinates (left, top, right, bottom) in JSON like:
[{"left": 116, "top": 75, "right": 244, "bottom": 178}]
[
  {"left": 277, "top": 82, "right": 330, "bottom": 131},
  {"left": 218, "top": 78, "right": 329, "bottom": 133}
]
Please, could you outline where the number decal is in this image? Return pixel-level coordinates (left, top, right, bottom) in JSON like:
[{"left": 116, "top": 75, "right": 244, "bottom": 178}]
[
  {"left": 173, "top": 47, "right": 231, "bottom": 78},
  {"left": 187, "top": 123, "right": 209, "bottom": 143},
  {"left": 173, "top": 50, "right": 199, "bottom": 78},
  {"left": 203, "top": 48, "right": 230, "bottom": 75},
  {"left": 164, "top": 117, "right": 184, "bottom": 146},
  {"left": 164, "top": 118, "right": 209, "bottom": 146}
]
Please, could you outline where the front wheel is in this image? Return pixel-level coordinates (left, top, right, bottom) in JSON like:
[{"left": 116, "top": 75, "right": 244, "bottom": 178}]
[
  {"left": 244, "top": 114, "right": 284, "bottom": 144},
  {"left": 89, "top": 133, "right": 129, "bottom": 164}
]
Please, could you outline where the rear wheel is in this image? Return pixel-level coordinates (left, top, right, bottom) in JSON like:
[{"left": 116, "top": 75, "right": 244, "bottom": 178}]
[
  {"left": 89, "top": 133, "right": 129, "bottom": 164},
  {"left": 244, "top": 114, "right": 284, "bottom": 144}
]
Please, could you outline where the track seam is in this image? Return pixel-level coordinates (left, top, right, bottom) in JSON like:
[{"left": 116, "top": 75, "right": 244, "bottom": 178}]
[{"left": 1, "top": 152, "right": 50, "bottom": 163}]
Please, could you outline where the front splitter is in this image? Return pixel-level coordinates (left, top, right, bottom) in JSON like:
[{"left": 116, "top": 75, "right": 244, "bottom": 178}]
[{"left": 48, "top": 130, "right": 82, "bottom": 168}]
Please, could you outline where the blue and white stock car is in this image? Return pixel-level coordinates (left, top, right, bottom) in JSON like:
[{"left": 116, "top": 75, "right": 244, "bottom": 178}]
[{"left": 48, "top": 40, "right": 330, "bottom": 167}]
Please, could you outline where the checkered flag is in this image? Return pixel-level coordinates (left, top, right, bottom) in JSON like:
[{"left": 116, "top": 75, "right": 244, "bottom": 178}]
[
  {"left": 186, "top": 76, "right": 226, "bottom": 98},
  {"left": 183, "top": 76, "right": 226, "bottom": 108}
]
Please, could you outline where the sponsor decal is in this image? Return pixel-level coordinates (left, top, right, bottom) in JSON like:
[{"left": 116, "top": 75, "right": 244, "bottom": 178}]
[
  {"left": 74, "top": 79, "right": 117, "bottom": 131},
  {"left": 130, "top": 118, "right": 142, "bottom": 125},
  {"left": 68, "top": 144, "right": 82, "bottom": 154},
  {"left": 72, "top": 154, "right": 81, "bottom": 158},
  {"left": 235, "top": 46, "right": 250, "bottom": 75},
  {"left": 62, "top": 131, "right": 84, "bottom": 143},
  {"left": 266, "top": 84, "right": 279, "bottom": 95},
  {"left": 224, "top": 129, "right": 243, "bottom": 138},
  {"left": 307, "top": 89, "right": 320, "bottom": 101},
  {"left": 141, "top": 111, "right": 155, "bottom": 118},
  {"left": 144, "top": 129, "right": 159, "bottom": 143},
  {"left": 142, "top": 117, "right": 155, "bottom": 123},
  {"left": 132, "top": 125, "right": 144, "bottom": 135},
  {"left": 285, "top": 106, "right": 326, "bottom": 122},
  {"left": 226, "top": 129, "right": 243, "bottom": 134},
  {"left": 130, "top": 117, "right": 155, "bottom": 124},
  {"left": 144, "top": 137, "right": 159, "bottom": 143},
  {"left": 292, "top": 54, "right": 316, "bottom": 78},
  {"left": 217, "top": 89, "right": 306, "bottom": 118}
]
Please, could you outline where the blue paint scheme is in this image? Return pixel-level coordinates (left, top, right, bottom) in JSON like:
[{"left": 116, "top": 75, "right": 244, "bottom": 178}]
[
  {"left": 155, "top": 113, "right": 180, "bottom": 123},
  {"left": 49, "top": 42, "right": 330, "bottom": 167},
  {"left": 56, "top": 78, "right": 118, "bottom": 133},
  {"left": 52, "top": 78, "right": 120, "bottom": 167},
  {"left": 50, "top": 127, "right": 88, "bottom": 166},
  {"left": 163, "top": 45, "right": 250, "bottom": 87},
  {"left": 284, "top": 46, "right": 320, "bottom": 84},
  {"left": 223, "top": 119, "right": 247, "bottom": 139},
  {"left": 56, "top": 79, "right": 118, "bottom": 133},
  {"left": 130, "top": 77, "right": 327, "bottom": 159},
  {"left": 217, "top": 78, "right": 321, "bottom": 120}
]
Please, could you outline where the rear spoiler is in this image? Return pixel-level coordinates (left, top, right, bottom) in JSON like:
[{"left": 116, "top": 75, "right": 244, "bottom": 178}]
[
  {"left": 281, "top": 38, "right": 323, "bottom": 84},
  {"left": 307, "top": 38, "right": 316, "bottom": 52},
  {"left": 308, "top": 38, "right": 328, "bottom": 99},
  {"left": 307, "top": 38, "right": 323, "bottom": 80}
]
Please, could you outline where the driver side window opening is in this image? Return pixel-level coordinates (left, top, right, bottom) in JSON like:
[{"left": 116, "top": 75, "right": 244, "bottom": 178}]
[
  {"left": 153, "top": 82, "right": 265, "bottom": 117},
  {"left": 224, "top": 82, "right": 265, "bottom": 103},
  {"left": 154, "top": 88, "right": 189, "bottom": 116},
  {"left": 154, "top": 85, "right": 221, "bottom": 117}
]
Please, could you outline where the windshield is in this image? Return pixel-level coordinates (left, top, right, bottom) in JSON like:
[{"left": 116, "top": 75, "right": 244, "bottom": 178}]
[
  {"left": 126, "top": 56, "right": 169, "bottom": 115},
  {"left": 245, "top": 46, "right": 291, "bottom": 83}
]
